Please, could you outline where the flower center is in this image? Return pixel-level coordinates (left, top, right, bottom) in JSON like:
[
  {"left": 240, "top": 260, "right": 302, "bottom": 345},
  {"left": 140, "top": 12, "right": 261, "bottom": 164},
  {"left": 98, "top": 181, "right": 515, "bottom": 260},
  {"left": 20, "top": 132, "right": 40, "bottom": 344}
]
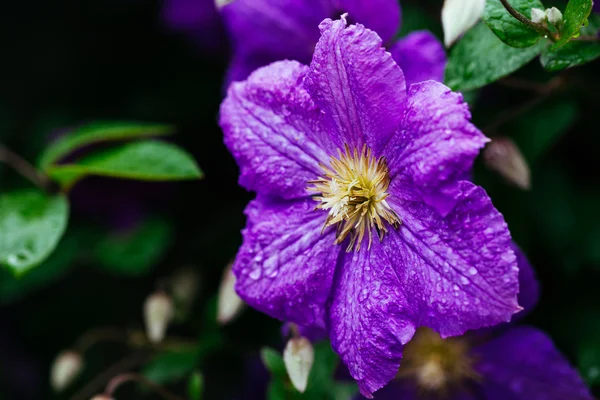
[
  {"left": 398, "top": 328, "right": 478, "bottom": 394},
  {"left": 308, "top": 145, "right": 400, "bottom": 251}
]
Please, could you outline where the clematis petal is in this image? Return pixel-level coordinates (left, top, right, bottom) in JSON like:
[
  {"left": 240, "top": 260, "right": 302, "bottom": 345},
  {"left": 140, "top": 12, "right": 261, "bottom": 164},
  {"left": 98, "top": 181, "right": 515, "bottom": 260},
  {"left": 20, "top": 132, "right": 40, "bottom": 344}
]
[
  {"left": 512, "top": 244, "right": 539, "bottom": 319},
  {"left": 233, "top": 196, "right": 339, "bottom": 326},
  {"left": 328, "top": 240, "right": 416, "bottom": 397},
  {"left": 389, "top": 31, "right": 447, "bottom": 86},
  {"left": 220, "top": 0, "right": 329, "bottom": 65},
  {"left": 385, "top": 81, "right": 488, "bottom": 215},
  {"left": 385, "top": 180, "right": 520, "bottom": 339},
  {"left": 220, "top": 60, "right": 333, "bottom": 199},
  {"left": 335, "top": 0, "right": 401, "bottom": 44},
  {"left": 305, "top": 17, "right": 407, "bottom": 153},
  {"left": 474, "top": 326, "right": 593, "bottom": 400}
]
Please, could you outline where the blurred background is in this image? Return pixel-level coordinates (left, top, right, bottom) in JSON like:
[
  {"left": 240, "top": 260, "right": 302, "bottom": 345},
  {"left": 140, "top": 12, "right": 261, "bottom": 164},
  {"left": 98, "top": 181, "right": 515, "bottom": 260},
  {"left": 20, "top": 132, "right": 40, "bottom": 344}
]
[{"left": 0, "top": 0, "right": 599, "bottom": 399}]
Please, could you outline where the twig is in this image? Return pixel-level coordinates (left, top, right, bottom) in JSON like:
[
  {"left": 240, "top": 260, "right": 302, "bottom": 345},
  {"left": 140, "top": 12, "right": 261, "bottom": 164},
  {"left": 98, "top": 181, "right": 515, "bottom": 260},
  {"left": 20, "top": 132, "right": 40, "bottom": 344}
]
[
  {"left": 499, "top": 0, "right": 558, "bottom": 41},
  {"left": 104, "top": 373, "right": 185, "bottom": 400},
  {"left": 70, "top": 351, "right": 150, "bottom": 400},
  {"left": 485, "top": 75, "right": 565, "bottom": 135},
  {"left": 572, "top": 34, "right": 600, "bottom": 42},
  {"left": 498, "top": 75, "right": 564, "bottom": 95},
  {"left": 0, "top": 143, "right": 51, "bottom": 190}
]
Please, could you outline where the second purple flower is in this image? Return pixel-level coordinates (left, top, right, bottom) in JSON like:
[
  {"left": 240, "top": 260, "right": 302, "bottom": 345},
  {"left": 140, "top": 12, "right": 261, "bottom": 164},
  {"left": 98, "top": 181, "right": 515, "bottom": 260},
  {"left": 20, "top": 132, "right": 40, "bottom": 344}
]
[{"left": 220, "top": 17, "right": 521, "bottom": 398}]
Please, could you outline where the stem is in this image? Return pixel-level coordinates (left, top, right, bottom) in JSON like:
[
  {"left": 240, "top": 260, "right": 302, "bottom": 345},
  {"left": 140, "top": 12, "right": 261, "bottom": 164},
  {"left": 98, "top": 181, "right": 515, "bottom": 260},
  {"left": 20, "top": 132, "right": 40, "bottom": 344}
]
[
  {"left": 498, "top": 0, "right": 558, "bottom": 42},
  {"left": 105, "top": 373, "right": 185, "bottom": 400},
  {"left": 572, "top": 34, "right": 600, "bottom": 42},
  {"left": 0, "top": 143, "right": 51, "bottom": 190},
  {"left": 70, "top": 352, "right": 151, "bottom": 400},
  {"left": 75, "top": 328, "right": 129, "bottom": 353}
]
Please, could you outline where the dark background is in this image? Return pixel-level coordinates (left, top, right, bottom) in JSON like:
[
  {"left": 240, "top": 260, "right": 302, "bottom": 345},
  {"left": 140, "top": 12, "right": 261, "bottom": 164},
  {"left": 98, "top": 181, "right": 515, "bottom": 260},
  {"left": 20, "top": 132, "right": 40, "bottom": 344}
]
[{"left": 0, "top": 0, "right": 599, "bottom": 399}]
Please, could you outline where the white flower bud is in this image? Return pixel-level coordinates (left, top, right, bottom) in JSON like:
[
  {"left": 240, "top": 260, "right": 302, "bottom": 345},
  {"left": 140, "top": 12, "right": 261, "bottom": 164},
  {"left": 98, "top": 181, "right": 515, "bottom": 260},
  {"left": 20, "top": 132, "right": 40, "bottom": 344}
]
[
  {"left": 143, "top": 291, "right": 174, "bottom": 344},
  {"left": 217, "top": 263, "right": 245, "bottom": 325},
  {"left": 483, "top": 137, "right": 531, "bottom": 190},
  {"left": 531, "top": 8, "right": 547, "bottom": 24},
  {"left": 283, "top": 337, "right": 314, "bottom": 393},
  {"left": 169, "top": 266, "right": 199, "bottom": 309},
  {"left": 50, "top": 350, "right": 83, "bottom": 392},
  {"left": 442, "top": 0, "right": 486, "bottom": 47},
  {"left": 90, "top": 396, "right": 114, "bottom": 400},
  {"left": 546, "top": 7, "right": 563, "bottom": 25}
]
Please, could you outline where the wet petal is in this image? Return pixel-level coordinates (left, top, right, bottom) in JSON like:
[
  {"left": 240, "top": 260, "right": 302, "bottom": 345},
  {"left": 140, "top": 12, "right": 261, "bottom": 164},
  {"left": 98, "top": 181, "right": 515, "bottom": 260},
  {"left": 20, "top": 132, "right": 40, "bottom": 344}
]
[
  {"left": 385, "top": 81, "right": 488, "bottom": 215},
  {"left": 233, "top": 196, "right": 339, "bottom": 325},
  {"left": 305, "top": 17, "right": 407, "bottom": 153},
  {"left": 328, "top": 240, "right": 416, "bottom": 397},
  {"left": 389, "top": 31, "right": 447, "bottom": 86},
  {"left": 474, "top": 327, "right": 593, "bottom": 400},
  {"left": 385, "top": 180, "right": 520, "bottom": 338},
  {"left": 220, "top": 60, "right": 332, "bottom": 199}
]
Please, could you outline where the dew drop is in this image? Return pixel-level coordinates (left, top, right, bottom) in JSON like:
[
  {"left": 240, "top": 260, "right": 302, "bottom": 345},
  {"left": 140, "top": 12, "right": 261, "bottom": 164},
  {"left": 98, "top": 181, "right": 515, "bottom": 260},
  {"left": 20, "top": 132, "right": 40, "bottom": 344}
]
[
  {"left": 468, "top": 267, "right": 478, "bottom": 275},
  {"left": 249, "top": 269, "right": 262, "bottom": 280}
]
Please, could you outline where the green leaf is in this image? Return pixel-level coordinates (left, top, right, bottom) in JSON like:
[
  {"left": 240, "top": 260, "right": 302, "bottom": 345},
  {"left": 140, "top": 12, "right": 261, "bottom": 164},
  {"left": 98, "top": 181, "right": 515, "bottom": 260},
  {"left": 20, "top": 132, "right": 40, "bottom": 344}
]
[
  {"left": 483, "top": 0, "right": 545, "bottom": 48},
  {"left": 0, "top": 190, "right": 69, "bottom": 275},
  {"left": 143, "top": 348, "right": 200, "bottom": 385},
  {"left": 187, "top": 371, "right": 204, "bottom": 400},
  {"left": 46, "top": 140, "right": 203, "bottom": 188},
  {"left": 93, "top": 217, "right": 173, "bottom": 276},
  {"left": 552, "top": 0, "right": 593, "bottom": 48},
  {"left": 261, "top": 347, "right": 287, "bottom": 378},
  {"left": 0, "top": 231, "right": 80, "bottom": 304},
  {"left": 445, "top": 22, "right": 546, "bottom": 91},
  {"left": 541, "top": 14, "right": 600, "bottom": 70},
  {"left": 39, "top": 121, "right": 174, "bottom": 170}
]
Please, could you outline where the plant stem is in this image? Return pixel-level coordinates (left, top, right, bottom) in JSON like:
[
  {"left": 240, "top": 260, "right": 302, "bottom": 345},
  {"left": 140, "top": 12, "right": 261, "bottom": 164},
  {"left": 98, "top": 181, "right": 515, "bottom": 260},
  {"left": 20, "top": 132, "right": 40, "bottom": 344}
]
[
  {"left": 70, "top": 351, "right": 151, "bottom": 400},
  {"left": 572, "top": 35, "right": 600, "bottom": 42},
  {"left": 0, "top": 143, "right": 51, "bottom": 190},
  {"left": 105, "top": 373, "right": 185, "bottom": 400},
  {"left": 498, "top": 0, "right": 558, "bottom": 42}
]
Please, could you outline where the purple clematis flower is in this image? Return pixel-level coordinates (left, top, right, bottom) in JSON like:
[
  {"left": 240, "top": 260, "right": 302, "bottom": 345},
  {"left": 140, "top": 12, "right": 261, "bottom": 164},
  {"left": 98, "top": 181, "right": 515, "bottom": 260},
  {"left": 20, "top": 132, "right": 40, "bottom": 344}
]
[
  {"left": 162, "top": 0, "right": 227, "bottom": 53},
  {"left": 220, "top": 17, "right": 520, "bottom": 397},
  {"left": 219, "top": 0, "right": 445, "bottom": 86},
  {"left": 356, "top": 247, "right": 593, "bottom": 400}
]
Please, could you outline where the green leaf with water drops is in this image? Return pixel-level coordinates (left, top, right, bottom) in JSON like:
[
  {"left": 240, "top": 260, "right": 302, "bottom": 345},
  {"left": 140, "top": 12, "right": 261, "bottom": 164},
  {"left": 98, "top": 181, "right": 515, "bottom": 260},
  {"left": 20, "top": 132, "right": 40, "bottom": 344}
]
[
  {"left": 552, "top": 0, "right": 593, "bottom": 49},
  {"left": 445, "top": 22, "right": 546, "bottom": 91},
  {"left": 541, "top": 14, "right": 600, "bottom": 70},
  {"left": 483, "top": 0, "right": 545, "bottom": 48},
  {"left": 0, "top": 190, "right": 69, "bottom": 276}
]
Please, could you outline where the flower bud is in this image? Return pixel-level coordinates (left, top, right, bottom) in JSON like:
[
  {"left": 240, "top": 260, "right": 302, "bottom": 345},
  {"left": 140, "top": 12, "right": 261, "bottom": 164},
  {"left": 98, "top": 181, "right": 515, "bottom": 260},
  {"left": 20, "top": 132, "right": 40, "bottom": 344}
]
[
  {"left": 442, "top": 0, "right": 486, "bottom": 47},
  {"left": 483, "top": 137, "right": 531, "bottom": 190},
  {"left": 283, "top": 336, "right": 314, "bottom": 393},
  {"left": 531, "top": 8, "right": 547, "bottom": 24},
  {"left": 169, "top": 266, "right": 199, "bottom": 309},
  {"left": 90, "top": 396, "right": 114, "bottom": 400},
  {"left": 546, "top": 7, "right": 563, "bottom": 25},
  {"left": 217, "top": 263, "right": 245, "bottom": 325},
  {"left": 50, "top": 350, "right": 83, "bottom": 391},
  {"left": 143, "top": 291, "right": 174, "bottom": 343}
]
